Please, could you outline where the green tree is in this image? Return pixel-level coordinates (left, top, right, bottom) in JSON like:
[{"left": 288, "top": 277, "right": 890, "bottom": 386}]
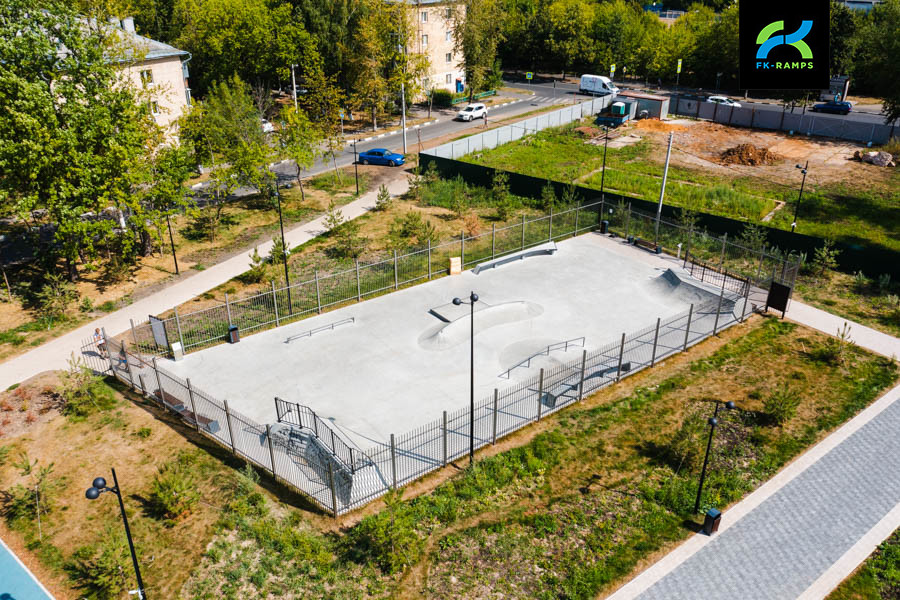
[
  {"left": 450, "top": 0, "right": 506, "bottom": 100},
  {"left": 277, "top": 105, "right": 323, "bottom": 202},
  {"left": 546, "top": 0, "right": 596, "bottom": 79},
  {"left": 853, "top": 0, "right": 900, "bottom": 123},
  {"left": 830, "top": 1, "right": 859, "bottom": 77},
  {"left": 0, "top": 0, "right": 155, "bottom": 281}
]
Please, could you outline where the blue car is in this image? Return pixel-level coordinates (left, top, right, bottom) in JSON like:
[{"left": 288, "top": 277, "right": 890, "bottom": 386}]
[
  {"left": 358, "top": 148, "right": 405, "bottom": 166},
  {"left": 810, "top": 101, "right": 852, "bottom": 115}
]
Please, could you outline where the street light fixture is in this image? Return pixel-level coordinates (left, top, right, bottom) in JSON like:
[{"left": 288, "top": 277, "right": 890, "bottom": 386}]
[
  {"left": 85, "top": 469, "right": 147, "bottom": 600},
  {"left": 791, "top": 161, "right": 809, "bottom": 233},
  {"left": 694, "top": 400, "right": 736, "bottom": 513},
  {"left": 453, "top": 291, "right": 479, "bottom": 467}
]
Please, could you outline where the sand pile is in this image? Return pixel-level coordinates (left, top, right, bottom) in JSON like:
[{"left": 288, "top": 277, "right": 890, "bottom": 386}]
[
  {"left": 635, "top": 120, "right": 688, "bottom": 132},
  {"left": 720, "top": 144, "right": 781, "bottom": 166}
]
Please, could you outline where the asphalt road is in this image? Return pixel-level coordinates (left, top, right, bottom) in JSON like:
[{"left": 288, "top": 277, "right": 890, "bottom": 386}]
[
  {"left": 503, "top": 79, "right": 890, "bottom": 125},
  {"left": 194, "top": 92, "right": 583, "bottom": 200}
]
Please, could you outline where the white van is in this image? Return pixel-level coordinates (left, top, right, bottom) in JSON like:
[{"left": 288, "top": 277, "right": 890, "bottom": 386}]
[{"left": 579, "top": 74, "right": 619, "bottom": 96}]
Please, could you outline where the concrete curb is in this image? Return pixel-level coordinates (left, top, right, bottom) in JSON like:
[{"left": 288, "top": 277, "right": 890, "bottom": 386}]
[{"left": 346, "top": 119, "right": 440, "bottom": 146}]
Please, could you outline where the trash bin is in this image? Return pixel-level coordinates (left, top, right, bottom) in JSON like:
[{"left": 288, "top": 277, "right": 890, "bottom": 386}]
[
  {"left": 228, "top": 325, "right": 240, "bottom": 344},
  {"left": 702, "top": 508, "right": 721, "bottom": 535},
  {"left": 600, "top": 220, "right": 609, "bottom": 234}
]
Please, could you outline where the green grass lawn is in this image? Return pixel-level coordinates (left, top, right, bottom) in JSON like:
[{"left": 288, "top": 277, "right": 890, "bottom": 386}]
[
  {"left": 462, "top": 122, "right": 900, "bottom": 253},
  {"left": 828, "top": 528, "right": 900, "bottom": 600}
]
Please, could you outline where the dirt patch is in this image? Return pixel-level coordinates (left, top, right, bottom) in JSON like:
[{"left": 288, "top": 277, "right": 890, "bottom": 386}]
[
  {"left": 574, "top": 126, "right": 601, "bottom": 137},
  {"left": 0, "top": 371, "right": 62, "bottom": 439},
  {"left": 721, "top": 144, "right": 782, "bottom": 166},
  {"left": 635, "top": 120, "right": 688, "bottom": 133}
]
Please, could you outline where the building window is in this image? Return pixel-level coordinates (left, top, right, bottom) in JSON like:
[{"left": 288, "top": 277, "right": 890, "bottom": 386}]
[
  {"left": 149, "top": 101, "right": 160, "bottom": 114},
  {"left": 139, "top": 69, "right": 153, "bottom": 85},
  {"left": 446, "top": 31, "right": 452, "bottom": 42},
  {"left": 446, "top": 73, "right": 452, "bottom": 84},
  {"left": 421, "top": 11, "right": 427, "bottom": 22},
  {"left": 422, "top": 34, "right": 428, "bottom": 47},
  {"left": 446, "top": 7, "right": 452, "bottom": 18},
  {"left": 446, "top": 52, "right": 452, "bottom": 63}
]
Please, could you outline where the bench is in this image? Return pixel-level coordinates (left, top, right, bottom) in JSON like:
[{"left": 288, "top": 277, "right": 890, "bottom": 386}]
[
  {"left": 154, "top": 389, "right": 221, "bottom": 434},
  {"left": 634, "top": 238, "right": 661, "bottom": 254}
]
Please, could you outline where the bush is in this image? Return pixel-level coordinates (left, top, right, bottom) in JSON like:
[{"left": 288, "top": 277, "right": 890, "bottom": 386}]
[
  {"left": 764, "top": 384, "right": 802, "bottom": 425},
  {"left": 67, "top": 534, "right": 131, "bottom": 600},
  {"left": 374, "top": 184, "right": 393, "bottom": 211},
  {"left": 431, "top": 88, "right": 453, "bottom": 107},
  {"left": 34, "top": 273, "right": 78, "bottom": 320},
  {"left": 268, "top": 237, "right": 289, "bottom": 265},
  {"left": 811, "top": 239, "right": 840, "bottom": 278},
  {"left": 347, "top": 489, "right": 421, "bottom": 574},
  {"left": 243, "top": 247, "right": 267, "bottom": 284},
  {"left": 58, "top": 356, "right": 117, "bottom": 418},
  {"left": 388, "top": 212, "right": 438, "bottom": 249},
  {"left": 149, "top": 458, "right": 201, "bottom": 521}
]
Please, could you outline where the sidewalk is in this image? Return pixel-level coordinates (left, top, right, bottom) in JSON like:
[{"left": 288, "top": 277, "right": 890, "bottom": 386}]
[
  {"left": 0, "top": 178, "right": 410, "bottom": 390},
  {"left": 605, "top": 301, "right": 900, "bottom": 600}
]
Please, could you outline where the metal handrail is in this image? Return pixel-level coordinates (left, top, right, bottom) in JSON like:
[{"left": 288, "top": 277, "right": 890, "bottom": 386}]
[
  {"left": 500, "top": 337, "right": 586, "bottom": 378},
  {"left": 274, "top": 398, "right": 368, "bottom": 473},
  {"left": 285, "top": 317, "right": 355, "bottom": 344}
]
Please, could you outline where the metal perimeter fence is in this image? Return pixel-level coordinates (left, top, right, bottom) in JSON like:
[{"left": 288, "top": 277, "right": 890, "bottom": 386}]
[
  {"left": 78, "top": 239, "right": 795, "bottom": 516},
  {"left": 669, "top": 96, "right": 896, "bottom": 145}
]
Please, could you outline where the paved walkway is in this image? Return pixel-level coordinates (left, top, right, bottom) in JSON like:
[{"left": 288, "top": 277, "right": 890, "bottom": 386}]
[
  {"left": 606, "top": 303, "right": 900, "bottom": 600},
  {"left": 0, "top": 179, "right": 409, "bottom": 390}
]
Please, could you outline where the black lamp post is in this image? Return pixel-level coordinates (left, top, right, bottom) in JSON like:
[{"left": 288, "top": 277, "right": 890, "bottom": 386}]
[
  {"left": 453, "top": 291, "right": 479, "bottom": 467},
  {"left": 353, "top": 140, "right": 360, "bottom": 196},
  {"left": 791, "top": 161, "right": 808, "bottom": 233},
  {"left": 271, "top": 179, "right": 292, "bottom": 310},
  {"left": 693, "top": 400, "right": 736, "bottom": 513},
  {"left": 600, "top": 125, "right": 609, "bottom": 203},
  {"left": 165, "top": 212, "right": 179, "bottom": 275},
  {"left": 85, "top": 468, "right": 147, "bottom": 600}
]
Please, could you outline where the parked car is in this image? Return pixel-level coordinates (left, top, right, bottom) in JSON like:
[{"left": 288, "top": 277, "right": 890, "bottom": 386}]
[
  {"left": 579, "top": 74, "right": 619, "bottom": 96},
  {"left": 706, "top": 95, "right": 741, "bottom": 108},
  {"left": 455, "top": 103, "right": 487, "bottom": 121},
  {"left": 810, "top": 101, "right": 852, "bottom": 115},
  {"left": 358, "top": 148, "right": 405, "bottom": 166}
]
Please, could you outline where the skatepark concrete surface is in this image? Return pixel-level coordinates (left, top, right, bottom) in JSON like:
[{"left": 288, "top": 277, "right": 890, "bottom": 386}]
[{"left": 163, "top": 233, "right": 715, "bottom": 450}]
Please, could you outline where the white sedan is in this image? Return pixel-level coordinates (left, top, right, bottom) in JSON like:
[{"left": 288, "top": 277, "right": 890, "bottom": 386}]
[
  {"left": 706, "top": 96, "right": 742, "bottom": 108},
  {"left": 456, "top": 103, "right": 487, "bottom": 121}
]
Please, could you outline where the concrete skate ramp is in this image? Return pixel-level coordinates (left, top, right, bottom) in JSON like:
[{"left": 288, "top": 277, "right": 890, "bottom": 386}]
[
  {"left": 644, "top": 269, "right": 720, "bottom": 305},
  {"left": 418, "top": 301, "right": 544, "bottom": 350}
]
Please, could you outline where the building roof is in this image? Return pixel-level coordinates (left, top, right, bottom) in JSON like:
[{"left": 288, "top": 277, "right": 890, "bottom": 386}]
[{"left": 108, "top": 18, "right": 189, "bottom": 62}]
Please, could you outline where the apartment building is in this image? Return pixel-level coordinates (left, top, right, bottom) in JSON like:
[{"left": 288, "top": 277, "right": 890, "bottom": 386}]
[
  {"left": 406, "top": 0, "right": 466, "bottom": 93},
  {"left": 108, "top": 17, "right": 192, "bottom": 133}
]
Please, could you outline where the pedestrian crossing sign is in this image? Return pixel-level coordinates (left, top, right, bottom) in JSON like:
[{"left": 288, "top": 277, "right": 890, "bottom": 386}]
[{"left": 525, "top": 72, "right": 533, "bottom": 80}]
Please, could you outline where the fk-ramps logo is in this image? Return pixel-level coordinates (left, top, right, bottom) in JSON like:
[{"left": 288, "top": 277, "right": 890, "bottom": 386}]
[{"left": 740, "top": 2, "right": 829, "bottom": 90}]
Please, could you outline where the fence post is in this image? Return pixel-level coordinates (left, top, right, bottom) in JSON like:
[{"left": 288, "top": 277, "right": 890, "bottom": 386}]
[
  {"left": 355, "top": 260, "right": 362, "bottom": 300},
  {"left": 173, "top": 307, "right": 185, "bottom": 351},
  {"left": 740, "top": 282, "right": 751, "bottom": 322},
  {"left": 521, "top": 215, "right": 526, "bottom": 249},
  {"left": 124, "top": 351, "right": 137, "bottom": 391},
  {"left": 578, "top": 350, "right": 587, "bottom": 401},
  {"left": 713, "top": 284, "right": 725, "bottom": 335},
  {"left": 315, "top": 270, "right": 322, "bottom": 314},
  {"left": 102, "top": 327, "right": 116, "bottom": 374},
  {"left": 390, "top": 433, "right": 397, "bottom": 489},
  {"left": 223, "top": 400, "right": 237, "bottom": 455},
  {"left": 683, "top": 304, "right": 694, "bottom": 351},
  {"left": 186, "top": 378, "right": 201, "bottom": 431},
  {"left": 460, "top": 231, "right": 465, "bottom": 266},
  {"left": 138, "top": 374, "right": 148, "bottom": 397},
  {"left": 271, "top": 281, "right": 280, "bottom": 326},
  {"left": 574, "top": 201, "right": 580, "bottom": 232},
  {"left": 549, "top": 206, "right": 553, "bottom": 241},
  {"left": 265, "top": 424, "right": 278, "bottom": 480},
  {"left": 492, "top": 390, "right": 499, "bottom": 443},
  {"left": 442, "top": 411, "right": 448, "bottom": 465},
  {"left": 394, "top": 250, "right": 399, "bottom": 289},
  {"left": 684, "top": 227, "right": 693, "bottom": 268},
  {"left": 327, "top": 461, "right": 338, "bottom": 519},
  {"left": 225, "top": 293, "right": 233, "bottom": 327},
  {"left": 427, "top": 239, "right": 432, "bottom": 280},
  {"left": 616, "top": 333, "right": 626, "bottom": 381},
  {"left": 719, "top": 232, "right": 728, "bottom": 271},
  {"left": 536, "top": 368, "right": 544, "bottom": 421},
  {"left": 151, "top": 357, "right": 164, "bottom": 405},
  {"left": 129, "top": 319, "right": 138, "bottom": 345},
  {"left": 756, "top": 251, "right": 765, "bottom": 285},
  {"left": 625, "top": 203, "right": 631, "bottom": 238},
  {"left": 491, "top": 224, "right": 496, "bottom": 259},
  {"left": 650, "top": 317, "right": 661, "bottom": 366}
]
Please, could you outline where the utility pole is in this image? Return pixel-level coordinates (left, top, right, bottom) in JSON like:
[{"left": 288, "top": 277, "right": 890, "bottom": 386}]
[
  {"left": 398, "top": 41, "right": 408, "bottom": 155},
  {"left": 655, "top": 132, "right": 673, "bottom": 245},
  {"left": 290, "top": 64, "right": 298, "bottom": 111}
]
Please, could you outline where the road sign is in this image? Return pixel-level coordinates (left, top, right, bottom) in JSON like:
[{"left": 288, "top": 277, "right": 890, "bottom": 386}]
[
  {"left": 525, "top": 72, "right": 533, "bottom": 80},
  {"left": 677, "top": 59, "right": 682, "bottom": 74},
  {"left": 623, "top": 66, "right": 627, "bottom": 73},
  {"left": 610, "top": 63, "right": 616, "bottom": 74},
  {"left": 339, "top": 110, "right": 345, "bottom": 119}
]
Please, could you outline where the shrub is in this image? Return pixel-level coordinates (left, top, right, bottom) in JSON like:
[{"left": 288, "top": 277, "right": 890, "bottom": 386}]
[
  {"left": 34, "top": 273, "right": 78, "bottom": 320},
  {"left": 764, "top": 384, "right": 802, "bottom": 425},
  {"left": 244, "top": 247, "right": 267, "bottom": 284},
  {"left": 79, "top": 297, "right": 94, "bottom": 313},
  {"left": 347, "top": 489, "right": 421, "bottom": 574},
  {"left": 463, "top": 212, "right": 481, "bottom": 236},
  {"left": 388, "top": 212, "right": 438, "bottom": 249},
  {"left": 67, "top": 534, "right": 131, "bottom": 600},
  {"left": 134, "top": 427, "right": 152, "bottom": 439},
  {"left": 3, "top": 453, "right": 57, "bottom": 526},
  {"left": 811, "top": 239, "right": 840, "bottom": 278},
  {"left": 431, "top": 88, "right": 454, "bottom": 107},
  {"left": 149, "top": 459, "right": 200, "bottom": 521},
  {"left": 540, "top": 181, "right": 557, "bottom": 212},
  {"left": 268, "top": 237, "right": 289, "bottom": 265},
  {"left": 374, "top": 184, "right": 393, "bottom": 211},
  {"left": 58, "top": 356, "right": 117, "bottom": 418},
  {"left": 877, "top": 273, "right": 891, "bottom": 292},
  {"left": 666, "top": 410, "right": 707, "bottom": 473},
  {"left": 808, "top": 322, "right": 853, "bottom": 365}
]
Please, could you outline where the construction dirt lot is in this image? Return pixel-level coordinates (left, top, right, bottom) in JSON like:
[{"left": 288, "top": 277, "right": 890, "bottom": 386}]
[{"left": 630, "top": 119, "right": 896, "bottom": 188}]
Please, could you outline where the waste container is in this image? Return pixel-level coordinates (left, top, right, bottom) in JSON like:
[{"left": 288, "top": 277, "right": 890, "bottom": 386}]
[
  {"left": 600, "top": 220, "right": 609, "bottom": 234},
  {"left": 228, "top": 325, "right": 240, "bottom": 344},
  {"left": 702, "top": 508, "right": 721, "bottom": 535}
]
